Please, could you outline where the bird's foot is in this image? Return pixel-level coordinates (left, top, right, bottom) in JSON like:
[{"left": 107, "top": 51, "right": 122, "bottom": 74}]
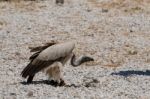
[
  {"left": 58, "top": 79, "right": 66, "bottom": 86},
  {"left": 50, "top": 80, "right": 58, "bottom": 87},
  {"left": 50, "top": 79, "right": 66, "bottom": 87},
  {"left": 49, "top": 79, "right": 65, "bottom": 87}
]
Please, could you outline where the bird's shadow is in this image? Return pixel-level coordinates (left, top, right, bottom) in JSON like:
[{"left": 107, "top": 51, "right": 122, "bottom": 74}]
[
  {"left": 111, "top": 70, "right": 150, "bottom": 77},
  {"left": 20, "top": 80, "right": 57, "bottom": 86},
  {"left": 20, "top": 80, "right": 81, "bottom": 87},
  {"left": 20, "top": 79, "right": 99, "bottom": 88}
]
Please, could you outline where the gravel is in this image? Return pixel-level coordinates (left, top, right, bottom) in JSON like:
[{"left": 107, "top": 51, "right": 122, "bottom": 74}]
[{"left": 0, "top": 0, "right": 150, "bottom": 99}]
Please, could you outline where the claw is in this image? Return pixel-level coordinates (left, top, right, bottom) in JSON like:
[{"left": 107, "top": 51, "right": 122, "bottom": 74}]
[{"left": 59, "top": 79, "right": 66, "bottom": 86}]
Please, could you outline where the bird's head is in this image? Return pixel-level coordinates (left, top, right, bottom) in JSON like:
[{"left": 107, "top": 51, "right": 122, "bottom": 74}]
[{"left": 81, "top": 56, "right": 94, "bottom": 63}]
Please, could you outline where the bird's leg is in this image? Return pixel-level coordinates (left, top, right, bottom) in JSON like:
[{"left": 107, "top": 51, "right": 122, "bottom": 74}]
[
  {"left": 53, "top": 62, "right": 66, "bottom": 86},
  {"left": 58, "top": 63, "right": 66, "bottom": 86},
  {"left": 59, "top": 78, "right": 66, "bottom": 86},
  {"left": 46, "top": 62, "right": 65, "bottom": 86}
]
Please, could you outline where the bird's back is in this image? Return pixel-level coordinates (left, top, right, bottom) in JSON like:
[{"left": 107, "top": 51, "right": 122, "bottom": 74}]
[{"left": 36, "top": 41, "right": 75, "bottom": 61}]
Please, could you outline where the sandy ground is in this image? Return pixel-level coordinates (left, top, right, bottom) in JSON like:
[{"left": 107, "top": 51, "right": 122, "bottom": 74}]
[{"left": 0, "top": 0, "right": 150, "bottom": 99}]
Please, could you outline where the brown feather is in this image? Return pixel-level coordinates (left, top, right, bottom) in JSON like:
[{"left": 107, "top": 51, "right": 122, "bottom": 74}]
[
  {"left": 21, "top": 57, "right": 64, "bottom": 78},
  {"left": 28, "top": 41, "right": 58, "bottom": 63},
  {"left": 29, "top": 41, "right": 58, "bottom": 52},
  {"left": 21, "top": 41, "right": 59, "bottom": 78},
  {"left": 29, "top": 51, "right": 41, "bottom": 61}
]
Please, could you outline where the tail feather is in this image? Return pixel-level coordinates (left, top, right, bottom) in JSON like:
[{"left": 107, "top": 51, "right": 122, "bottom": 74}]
[
  {"left": 21, "top": 62, "right": 33, "bottom": 78},
  {"left": 27, "top": 75, "right": 35, "bottom": 83}
]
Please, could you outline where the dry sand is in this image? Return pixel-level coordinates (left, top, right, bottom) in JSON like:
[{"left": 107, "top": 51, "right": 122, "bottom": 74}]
[{"left": 0, "top": 0, "right": 150, "bottom": 99}]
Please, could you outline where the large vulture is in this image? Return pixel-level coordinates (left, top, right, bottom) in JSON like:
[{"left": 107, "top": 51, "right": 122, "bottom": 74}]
[{"left": 21, "top": 41, "right": 94, "bottom": 86}]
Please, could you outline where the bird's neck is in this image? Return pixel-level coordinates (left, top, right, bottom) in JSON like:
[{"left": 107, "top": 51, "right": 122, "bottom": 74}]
[{"left": 71, "top": 54, "right": 82, "bottom": 67}]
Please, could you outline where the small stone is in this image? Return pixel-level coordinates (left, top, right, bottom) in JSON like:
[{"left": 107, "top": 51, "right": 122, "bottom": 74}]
[
  {"left": 7, "top": 31, "right": 10, "bottom": 33},
  {"left": 102, "top": 9, "right": 108, "bottom": 13},
  {"left": 15, "top": 52, "right": 20, "bottom": 56},
  {"left": 128, "top": 50, "right": 138, "bottom": 55},
  {"left": 130, "top": 30, "right": 133, "bottom": 32},
  {"left": 27, "top": 27, "right": 31, "bottom": 30},
  {"left": 85, "top": 83, "right": 90, "bottom": 88},
  {"left": 86, "top": 9, "right": 92, "bottom": 12},
  {"left": 10, "top": 93, "right": 16, "bottom": 96},
  {"left": 92, "top": 79, "right": 99, "bottom": 83},
  {"left": 27, "top": 91, "right": 33, "bottom": 97}
]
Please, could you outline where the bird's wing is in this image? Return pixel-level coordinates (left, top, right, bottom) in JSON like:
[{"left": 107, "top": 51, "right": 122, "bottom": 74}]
[
  {"left": 29, "top": 41, "right": 58, "bottom": 52},
  {"left": 21, "top": 41, "right": 75, "bottom": 78},
  {"left": 21, "top": 57, "right": 63, "bottom": 78},
  {"left": 37, "top": 41, "right": 75, "bottom": 61},
  {"left": 29, "top": 51, "right": 41, "bottom": 61}
]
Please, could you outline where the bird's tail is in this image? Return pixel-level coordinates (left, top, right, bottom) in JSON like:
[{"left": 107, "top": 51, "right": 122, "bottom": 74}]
[
  {"left": 21, "top": 62, "right": 33, "bottom": 78},
  {"left": 21, "top": 62, "right": 36, "bottom": 83}
]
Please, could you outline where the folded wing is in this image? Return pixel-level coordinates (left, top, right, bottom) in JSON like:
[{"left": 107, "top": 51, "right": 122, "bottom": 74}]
[{"left": 21, "top": 42, "right": 75, "bottom": 79}]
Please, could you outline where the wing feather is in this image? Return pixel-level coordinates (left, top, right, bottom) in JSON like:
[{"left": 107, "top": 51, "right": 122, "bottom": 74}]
[
  {"left": 21, "top": 41, "right": 75, "bottom": 78},
  {"left": 21, "top": 57, "right": 63, "bottom": 78},
  {"left": 37, "top": 41, "right": 75, "bottom": 61},
  {"left": 29, "top": 51, "right": 41, "bottom": 61},
  {"left": 21, "top": 60, "right": 50, "bottom": 78},
  {"left": 29, "top": 41, "right": 57, "bottom": 52}
]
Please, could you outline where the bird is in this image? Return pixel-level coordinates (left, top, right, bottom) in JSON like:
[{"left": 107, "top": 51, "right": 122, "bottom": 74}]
[{"left": 21, "top": 41, "right": 94, "bottom": 86}]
